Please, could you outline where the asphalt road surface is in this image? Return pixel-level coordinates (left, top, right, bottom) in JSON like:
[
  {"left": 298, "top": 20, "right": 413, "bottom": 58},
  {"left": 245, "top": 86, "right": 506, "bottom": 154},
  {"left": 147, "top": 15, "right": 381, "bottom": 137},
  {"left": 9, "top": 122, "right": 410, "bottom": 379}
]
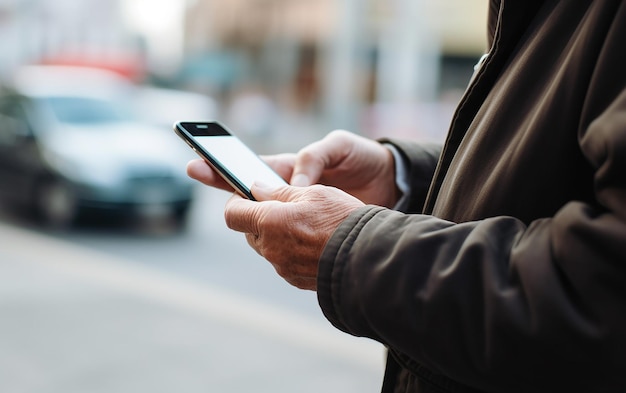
[{"left": 0, "top": 186, "right": 386, "bottom": 393}]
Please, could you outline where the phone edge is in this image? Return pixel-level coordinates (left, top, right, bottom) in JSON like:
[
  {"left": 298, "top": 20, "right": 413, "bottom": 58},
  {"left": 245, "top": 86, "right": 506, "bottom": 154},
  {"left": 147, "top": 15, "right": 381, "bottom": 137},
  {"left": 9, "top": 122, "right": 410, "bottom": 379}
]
[{"left": 173, "top": 122, "right": 257, "bottom": 201}]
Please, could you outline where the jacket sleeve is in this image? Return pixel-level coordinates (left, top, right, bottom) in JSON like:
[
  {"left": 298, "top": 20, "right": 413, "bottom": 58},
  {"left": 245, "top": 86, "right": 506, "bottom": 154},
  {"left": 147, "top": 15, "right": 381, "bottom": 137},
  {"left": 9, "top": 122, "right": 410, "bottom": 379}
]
[
  {"left": 317, "top": 90, "right": 626, "bottom": 392},
  {"left": 378, "top": 139, "right": 442, "bottom": 214}
]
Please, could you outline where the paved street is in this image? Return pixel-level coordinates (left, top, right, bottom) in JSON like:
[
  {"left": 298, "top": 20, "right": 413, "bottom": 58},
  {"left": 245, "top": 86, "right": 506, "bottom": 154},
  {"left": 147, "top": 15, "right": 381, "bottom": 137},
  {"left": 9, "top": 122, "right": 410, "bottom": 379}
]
[{"left": 0, "top": 186, "right": 386, "bottom": 393}]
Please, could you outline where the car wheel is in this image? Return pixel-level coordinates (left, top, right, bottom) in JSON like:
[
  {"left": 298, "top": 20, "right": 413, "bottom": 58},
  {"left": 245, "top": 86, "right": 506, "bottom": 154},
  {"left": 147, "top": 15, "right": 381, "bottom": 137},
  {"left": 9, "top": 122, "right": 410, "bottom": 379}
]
[{"left": 37, "top": 179, "right": 78, "bottom": 229}]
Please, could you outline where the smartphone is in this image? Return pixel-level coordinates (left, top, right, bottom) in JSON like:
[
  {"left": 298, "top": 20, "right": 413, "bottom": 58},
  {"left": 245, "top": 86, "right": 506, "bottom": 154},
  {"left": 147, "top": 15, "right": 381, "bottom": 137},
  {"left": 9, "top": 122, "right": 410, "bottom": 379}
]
[{"left": 173, "top": 121, "right": 287, "bottom": 200}]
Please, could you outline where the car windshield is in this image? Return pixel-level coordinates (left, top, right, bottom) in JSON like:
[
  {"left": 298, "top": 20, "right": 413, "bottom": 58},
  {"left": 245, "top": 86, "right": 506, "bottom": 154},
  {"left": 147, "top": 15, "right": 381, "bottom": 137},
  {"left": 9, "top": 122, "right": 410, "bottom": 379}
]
[{"left": 41, "top": 96, "right": 132, "bottom": 125}]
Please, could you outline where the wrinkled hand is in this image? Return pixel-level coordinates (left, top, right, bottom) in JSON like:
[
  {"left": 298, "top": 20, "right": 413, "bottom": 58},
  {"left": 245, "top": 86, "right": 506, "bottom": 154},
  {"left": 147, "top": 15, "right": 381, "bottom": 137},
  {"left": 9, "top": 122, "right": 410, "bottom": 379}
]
[
  {"left": 225, "top": 182, "right": 365, "bottom": 291},
  {"left": 186, "top": 130, "right": 396, "bottom": 290},
  {"left": 291, "top": 130, "right": 399, "bottom": 208}
]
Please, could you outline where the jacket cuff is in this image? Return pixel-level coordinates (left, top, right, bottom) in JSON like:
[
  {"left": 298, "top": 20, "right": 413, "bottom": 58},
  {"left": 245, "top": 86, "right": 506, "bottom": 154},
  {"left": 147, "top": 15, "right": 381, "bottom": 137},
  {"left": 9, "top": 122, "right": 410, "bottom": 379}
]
[
  {"left": 378, "top": 138, "right": 442, "bottom": 213},
  {"left": 317, "top": 205, "right": 385, "bottom": 335}
]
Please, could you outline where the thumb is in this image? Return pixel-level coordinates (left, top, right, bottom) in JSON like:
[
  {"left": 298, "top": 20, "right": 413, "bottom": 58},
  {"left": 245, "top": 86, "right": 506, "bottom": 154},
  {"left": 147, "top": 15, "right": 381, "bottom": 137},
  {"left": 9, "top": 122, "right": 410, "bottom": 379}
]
[
  {"left": 251, "top": 181, "right": 296, "bottom": 202},
  {"left": 290, "top": 173, "right": 312, "bottom": 187}
]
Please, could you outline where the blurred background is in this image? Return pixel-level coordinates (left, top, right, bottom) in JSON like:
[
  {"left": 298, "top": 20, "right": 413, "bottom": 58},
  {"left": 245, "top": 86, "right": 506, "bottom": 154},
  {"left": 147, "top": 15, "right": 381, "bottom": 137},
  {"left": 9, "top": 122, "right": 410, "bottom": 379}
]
[{"left": 0, "top": 0, "right": 487, "bottom": 392}]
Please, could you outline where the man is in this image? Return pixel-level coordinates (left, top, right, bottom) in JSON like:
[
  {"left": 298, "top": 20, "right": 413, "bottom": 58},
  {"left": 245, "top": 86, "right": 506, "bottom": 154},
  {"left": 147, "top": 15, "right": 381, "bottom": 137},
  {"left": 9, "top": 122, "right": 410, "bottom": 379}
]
[{"left": 187, "top": 1, "right": 626, "bottom": 391}]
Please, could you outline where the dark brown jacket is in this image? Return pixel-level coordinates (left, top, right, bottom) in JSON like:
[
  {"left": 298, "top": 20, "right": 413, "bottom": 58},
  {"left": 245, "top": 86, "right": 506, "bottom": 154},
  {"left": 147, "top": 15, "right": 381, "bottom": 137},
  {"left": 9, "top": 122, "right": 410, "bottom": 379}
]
[{"left": 317, "top": 1, "right": 626, "bottom": 392}]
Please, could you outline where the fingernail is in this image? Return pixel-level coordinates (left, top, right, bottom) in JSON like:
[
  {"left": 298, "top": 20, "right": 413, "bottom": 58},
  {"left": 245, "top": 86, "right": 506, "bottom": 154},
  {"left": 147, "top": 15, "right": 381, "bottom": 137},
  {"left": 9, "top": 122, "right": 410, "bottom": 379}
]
[
  {"left": 291, "top": 173, "right": 310, "bottom": 187},
  {"left": 253, "top": 181, "right": 274, "bottom": 190},
  {"left": 251, "top": 181, "right": 277, "bottom": 201}
]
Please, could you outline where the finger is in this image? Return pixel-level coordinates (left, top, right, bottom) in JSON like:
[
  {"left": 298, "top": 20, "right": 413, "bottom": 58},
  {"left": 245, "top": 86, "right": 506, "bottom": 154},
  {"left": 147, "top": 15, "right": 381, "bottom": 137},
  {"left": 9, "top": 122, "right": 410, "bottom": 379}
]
[
  {"left": 290, "top": 142, "right": 328, "bottom": 187},
  {"left": 291, "top": 130, "right": 353, "bottom": 186},
  {"left": 250, "top": 182, "right": 277, "bottom": 202},
  {"left": 251, "top": 182, "right": 306, "bottom": 203},
  {"left": 186, "top": 159, "right": 232, "bottom": 191},
  {"left": 224, "top": 193, "right": 263, "bottom": 234}
]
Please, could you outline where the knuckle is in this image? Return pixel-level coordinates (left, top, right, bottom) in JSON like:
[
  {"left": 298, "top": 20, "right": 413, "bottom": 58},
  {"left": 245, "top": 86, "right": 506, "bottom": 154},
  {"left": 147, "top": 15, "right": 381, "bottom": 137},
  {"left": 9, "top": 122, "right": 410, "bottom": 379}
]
[
  {"left": 327, "top": 129, "right": 355, "bottom": 144},
  {"left": 297, "top": 148, "right": 322, "bottom": 166},
  {"left": 328, "top": 129, "right": 350, "bottom": 138}
]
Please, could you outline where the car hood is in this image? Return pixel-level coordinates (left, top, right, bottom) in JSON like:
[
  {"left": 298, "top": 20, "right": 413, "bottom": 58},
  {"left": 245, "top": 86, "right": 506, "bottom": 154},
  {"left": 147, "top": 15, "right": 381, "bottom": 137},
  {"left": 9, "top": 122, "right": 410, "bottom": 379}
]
[{"left": 41, "top": 122, "right": 195, "bottom": 183}]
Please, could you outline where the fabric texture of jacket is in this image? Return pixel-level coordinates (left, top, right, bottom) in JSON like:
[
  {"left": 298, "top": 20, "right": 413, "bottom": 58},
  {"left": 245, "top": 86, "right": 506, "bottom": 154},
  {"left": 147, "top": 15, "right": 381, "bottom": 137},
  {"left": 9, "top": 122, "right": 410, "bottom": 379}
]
[{"left": 317, "top": 1, "right": 626, "bottom": 392}]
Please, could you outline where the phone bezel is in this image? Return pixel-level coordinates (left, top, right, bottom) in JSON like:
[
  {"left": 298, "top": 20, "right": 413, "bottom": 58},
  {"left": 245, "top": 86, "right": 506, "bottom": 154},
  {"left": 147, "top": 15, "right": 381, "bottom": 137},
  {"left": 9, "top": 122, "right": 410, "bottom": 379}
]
[{"left": 174, "top": 121, "right": 261, "bottom": 200}]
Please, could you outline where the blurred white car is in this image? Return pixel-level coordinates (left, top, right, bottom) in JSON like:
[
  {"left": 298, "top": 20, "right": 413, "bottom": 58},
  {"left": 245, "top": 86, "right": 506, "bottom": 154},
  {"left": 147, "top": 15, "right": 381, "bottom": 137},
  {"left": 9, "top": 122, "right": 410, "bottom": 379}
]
[{"left": 0, "top": 65, "right": 203, "bottom": 229}]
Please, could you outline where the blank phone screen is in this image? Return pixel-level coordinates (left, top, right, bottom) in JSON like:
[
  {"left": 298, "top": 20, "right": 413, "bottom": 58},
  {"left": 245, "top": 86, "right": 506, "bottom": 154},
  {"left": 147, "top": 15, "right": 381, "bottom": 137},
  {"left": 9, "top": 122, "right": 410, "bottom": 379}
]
[{"left": 194, "top": 135, "right": 287, "bottom": 190}]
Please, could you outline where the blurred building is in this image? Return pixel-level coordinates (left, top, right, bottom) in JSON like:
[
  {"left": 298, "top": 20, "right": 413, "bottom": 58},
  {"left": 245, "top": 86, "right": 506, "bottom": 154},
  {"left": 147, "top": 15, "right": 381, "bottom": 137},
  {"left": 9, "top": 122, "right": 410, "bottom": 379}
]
[
  {"left": 181, "top": 0, "right": 488, "bottom": 136},
  {"left": 0, "top": 0, "right": 488, "bottom": 139}
]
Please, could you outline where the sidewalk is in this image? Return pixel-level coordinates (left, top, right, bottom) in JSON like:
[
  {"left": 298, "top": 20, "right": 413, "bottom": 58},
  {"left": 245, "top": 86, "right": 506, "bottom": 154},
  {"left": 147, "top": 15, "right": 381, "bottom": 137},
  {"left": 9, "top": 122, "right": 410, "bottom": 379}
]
[{"left": 0, "top": 223, "right": 385, "bottom": 393}]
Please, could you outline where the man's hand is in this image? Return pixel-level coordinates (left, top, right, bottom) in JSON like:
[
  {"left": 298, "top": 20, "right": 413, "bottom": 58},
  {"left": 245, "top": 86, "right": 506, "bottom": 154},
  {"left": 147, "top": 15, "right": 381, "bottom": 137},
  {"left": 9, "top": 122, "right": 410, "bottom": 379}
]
[
  {"left": 291, "top": 130, "right": 399, "bottom": 208},
  {"left": 224, "top": 182, "right": 365, "bottom": 290},
  {"left": 186, "top": 130, "right": 396, "bottom": 290}
]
